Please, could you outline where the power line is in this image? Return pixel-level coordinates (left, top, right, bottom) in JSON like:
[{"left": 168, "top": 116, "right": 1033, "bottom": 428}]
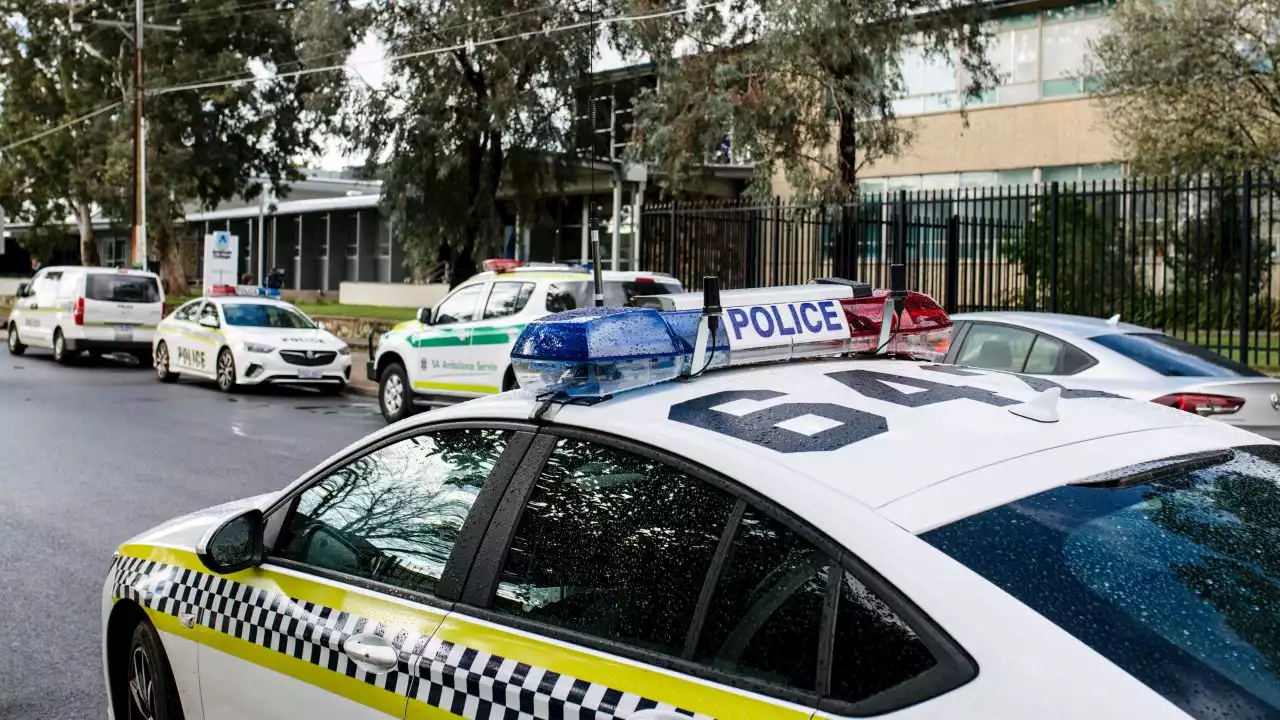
[
  {"left": 150, "top": 1, "right": 724, "bottom": 96},
  {"left": 0, "top": 101, "right": 123, "bottom": 155}
]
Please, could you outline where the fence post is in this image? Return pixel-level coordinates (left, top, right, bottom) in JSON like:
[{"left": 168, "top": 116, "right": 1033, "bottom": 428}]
[
  {"left": 1240, "top": 169, "right": 1253, "bottom": 366},
  {"left": 1049, "top": 180, "right": 1060, "bottom": 314},
  {"left": 771, "top": 196, "right": 782, "bottom": 287},
  {"left": 945, "top": 214, "right": 960, "bottom": 313}
]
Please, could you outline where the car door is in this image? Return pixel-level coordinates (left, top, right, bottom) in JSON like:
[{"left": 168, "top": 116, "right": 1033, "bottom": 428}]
[
  {"left": 419, "top": 430, "right": 969, "bottom": 720},
  {"left": 166, "top": 301, "right": 215, "bottom": 376},
  {"left": 407, "top": 283, "right": 490, "bottom": 396},
  {"left": 473, "top": 280, "right": 537, "bottom": 390},
  {"left": 25, "top": 270, "right": 64, "bottom": 347},
  {"left": 197, "top": 423, "right": 536, "bottom": 720}
]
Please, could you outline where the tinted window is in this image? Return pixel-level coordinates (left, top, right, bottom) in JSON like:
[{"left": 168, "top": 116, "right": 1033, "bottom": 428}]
[
  {"left": 831, "top": 571, "right": 936, "bottom": 702},
  {"left": 276, "top": 429, "right": 510, "bottom": 595},
  {"left": 923, "top": 446, "right": 1280, "bottom": 719},
  {"left": 86, "top": 274, "right": 160, "bottom": 303},
  {"left": 434, "top": 285, "right": 483, "bottom": 325},
  {"left": 199, "top": 303, "right": 220, "bottom": 326},
  {"left": 1091, "top": 333, "right": 1263, "bottom": 377},
  {"left": 957, "top": 323, "right": 1035, "bottom": 372},
  {"left": 495, "top": 438, "right": 734, "bottom": 656},
  {"left": 173, "top": 302, "right": 200, "bottom": 322},
  {"left": 1023, "top": 334, "right": 1064, "bottom": 374},
  {"left": 482, "top": 282, "right": 535, "bottom": 319},
  {"left": 545, "top": 279, "right": 684, "bottom": 313},
  {"left": 1061, "top": 342, "right": 1096, "bottom": 374},
  {"left": 222, "top": 303, "right": 314, "bottom": 329},
  {"left": 695, "top": 508, "right": 828, "bottom": 690}
]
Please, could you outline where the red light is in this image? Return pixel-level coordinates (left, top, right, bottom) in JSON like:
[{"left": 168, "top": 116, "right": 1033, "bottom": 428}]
[
  {"left": 1152, "top": 393, "right": 1244, "bottom": 416},
  {"left": 634, "top": 277, "right": 655, "bottom": 283},
  {"left": 208, "top": 285, "right": 237, "bottom": 296},
  {"left": 73, "top": 297, "right": 85, "bottom": 326},
  {"left": 483, "top": 259, "right": 524, "bottom": 273},
  {"left": 839, "top": 290, "right": 952, "bottom": 361}
]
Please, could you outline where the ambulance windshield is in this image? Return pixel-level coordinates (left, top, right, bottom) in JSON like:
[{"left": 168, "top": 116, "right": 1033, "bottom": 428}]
[{"left": 545, "top": 279, "right": 683, "bottom": 313}]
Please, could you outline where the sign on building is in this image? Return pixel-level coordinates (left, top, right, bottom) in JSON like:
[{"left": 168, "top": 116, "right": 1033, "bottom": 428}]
[{"left": 203, "top": 232, "right": 239, "bottom": 288}]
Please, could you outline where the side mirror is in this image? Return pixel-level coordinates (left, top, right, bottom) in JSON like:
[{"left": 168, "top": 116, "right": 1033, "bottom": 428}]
[
  {"left": 316, "top": 321, "right": 328, "bottom": 333},
  {"left": 198, "top": 508, "right": 265, "bottom": 574},
  {"left": 416, "top": 307, "right": 432, "bottom": 325},
  {"left": 199, "top": 316, "right": 219, "bottom": 329},
  {"left": 15, "top": 283, "right": 29, "bottom": 298}
]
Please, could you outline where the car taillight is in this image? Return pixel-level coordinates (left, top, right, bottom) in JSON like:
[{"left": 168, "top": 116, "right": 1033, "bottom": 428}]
[
  {"left": 161, "top": 302, "right": 167, "bottom": 317},
  {"left": 1152, "top": 393, "right": 1244, "bottom": 416},
  {"left": 73, "top": 297, "right": 85, "bottom": 326},
  {"left": 840, "top": 291, "right": 952, "bottom": 362}
]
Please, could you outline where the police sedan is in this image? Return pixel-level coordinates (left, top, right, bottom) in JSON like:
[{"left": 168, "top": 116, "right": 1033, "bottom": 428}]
[
  {"left": 103, "top": 284, "right": 1280, "bottom": 720},
  {"left": 153, "top": 287, "right": 351, "bottom": 393}
]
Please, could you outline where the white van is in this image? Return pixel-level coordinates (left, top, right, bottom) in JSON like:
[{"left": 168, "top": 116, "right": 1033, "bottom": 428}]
[{"left": 6, "top": 266, "right": 165, "bottom": 364}]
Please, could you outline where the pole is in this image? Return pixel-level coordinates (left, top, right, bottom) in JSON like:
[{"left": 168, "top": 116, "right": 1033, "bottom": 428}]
[
  {"left": 1048, "top": 181, "right": 1059, "bottom": 313},
  {"left": 132, "top": 0, "right": 146, "bottom": 270},
  {"left": 1240, "top": 169, "right": 1253, "bottom": 365}
]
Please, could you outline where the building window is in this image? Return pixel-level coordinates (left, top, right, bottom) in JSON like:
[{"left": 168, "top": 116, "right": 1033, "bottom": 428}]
[{"left": 894, "top": 44, "right": 960, "bottom": 116}]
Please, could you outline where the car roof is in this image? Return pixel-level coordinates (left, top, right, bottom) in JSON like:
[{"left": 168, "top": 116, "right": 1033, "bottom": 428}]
[
  {"left": 461, "top": 269, "right": 681, "bottom": 285},
  {"left": 38, "top": 266, "right": 158, "bottom": 278},
  {"left": 207, "top": 296, "right": 294, "bottom": 307},
  {"left": 950, "top": 311, "right": 1154, "bottom": 339},
  {"left": 419, "top": 357, "right": 1234, "bottom": 530}
]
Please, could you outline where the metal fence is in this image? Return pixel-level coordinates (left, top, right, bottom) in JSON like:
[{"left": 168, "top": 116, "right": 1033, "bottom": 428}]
[{"left": 640, "top": 171, "right": 1280, "bottom": 367}]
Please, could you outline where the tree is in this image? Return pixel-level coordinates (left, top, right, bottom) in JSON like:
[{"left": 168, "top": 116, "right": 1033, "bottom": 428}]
[
  {"left": 0, "top": 0, "right": 362, "bottom": 292},
  {"left": 1089, "top": 0, "right": 1280, "bottom": 176},
  {"left": 612, "top": 0, "right": 997, "bottom": 199},
  {"left": 345, "top": 2, "right": 597, "bottom": 284}
]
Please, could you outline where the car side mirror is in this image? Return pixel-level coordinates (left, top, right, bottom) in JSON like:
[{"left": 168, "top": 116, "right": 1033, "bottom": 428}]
[
  {"left": 198, "top": 508, "right": 265, "bottom": 574},
  {"left": 316, "top": 321, "right": 327, "bottom": 332},
  {"left": 416, "top": 307, "right": 432, "bottom": 325},
  {"left": 15, "top": 283, "right": 29, "bottom": 298},
  {"left": 199, "top": 316, "right": 219, "bottom": 329}
]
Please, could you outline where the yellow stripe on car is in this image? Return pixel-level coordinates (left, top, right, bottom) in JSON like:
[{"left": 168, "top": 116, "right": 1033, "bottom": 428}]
[{"left": 412, "top": 380, "right": 500, "bottom": 394}]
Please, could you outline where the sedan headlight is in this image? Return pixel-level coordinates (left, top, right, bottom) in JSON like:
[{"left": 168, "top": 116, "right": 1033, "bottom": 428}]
[
  {"left": 338, "top": 345, "right": 351, "bottom": 356},
  {"left": 243, "top": 342, "right": 276, "bottom": 354}
]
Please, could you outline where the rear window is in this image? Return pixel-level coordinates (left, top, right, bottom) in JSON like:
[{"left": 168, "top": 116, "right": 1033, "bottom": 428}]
[
  {"left": 222, "top": 303, "right": 314, "bottom": 329},
  {"left": 545, "top": 279, "right": 683, "bottom": 313},
  {"left": 923, "top": 446, "right": 1280, "bottom": 719},
  {"left": 86, "top": 274, "right": 160, "bottom": 304},
  {"left": 1091, "top": 333, "right": 1262, "bottom": 377}
]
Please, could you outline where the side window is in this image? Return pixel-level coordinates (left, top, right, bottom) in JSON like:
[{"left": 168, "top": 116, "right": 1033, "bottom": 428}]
[
  {"left": 544, "top": 283, "right": 579, "bottom": 313},
  {"left": 695, "top": 507, "right": 830, "bottom": 690},
  {"left": 199, "top": 303, "right": 220, "bottom": 327},
  {"left": 830, "top": 570, "right": 937, "bottom": 703},
  {"left": 482, "top": 282, "right": 535, "bottom": 319},
  {"left": 494, "top": 438, "right": 736, "bottom": 656},
  {"left": 1060, "top": 342, "right": 1096, "bottom": 374},
  {"left": 1023, "top": 334, "right": 1064, "bottom": 374},
  {"left": 956, "top": 323, "right": 1035, "bottom": 372},
  {"left": 433, "top": 284, "right": 484, "bottom": 325},
  {"left": 173, "top": 302, "right": 199, "bottom": 322},
  {"left": 275, "top": 428, "right": 510, "bottom": 596}
]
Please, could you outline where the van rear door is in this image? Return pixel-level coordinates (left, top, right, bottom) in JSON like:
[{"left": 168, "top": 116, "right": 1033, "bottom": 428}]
[{"left": 83, "top": 273, "right": 163, "bottom": 332}]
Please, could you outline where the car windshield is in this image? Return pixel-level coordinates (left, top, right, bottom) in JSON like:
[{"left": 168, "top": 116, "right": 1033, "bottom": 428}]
[
  {"left": 221, "top": 303, "right": 315, "bottom": 329},
  {"left": 1091, "top": 332, "right": 1263, "bottom": 377},
  {"left": 86, "top": 274, "right": 160, "bottom": 303},
  {"left": 923, "top": 445, "right": 1280, "bottom": 719},
  {"left": 545, "top": 279, "right": 683, "bottom": 313}
]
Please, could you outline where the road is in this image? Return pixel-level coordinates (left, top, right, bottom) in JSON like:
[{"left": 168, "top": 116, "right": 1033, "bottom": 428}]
[{"left": 0, "top": 348, "right": 385, "bottom": 719}]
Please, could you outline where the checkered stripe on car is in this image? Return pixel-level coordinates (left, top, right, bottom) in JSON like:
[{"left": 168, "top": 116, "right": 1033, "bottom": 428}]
[{"left": 110, "top": 555, "right": 715, "bottom": 720}]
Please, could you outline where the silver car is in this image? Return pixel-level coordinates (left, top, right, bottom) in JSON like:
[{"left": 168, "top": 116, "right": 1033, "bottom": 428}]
[{"left": 947, "top": 312, "right": 1280, "bottom": 439}]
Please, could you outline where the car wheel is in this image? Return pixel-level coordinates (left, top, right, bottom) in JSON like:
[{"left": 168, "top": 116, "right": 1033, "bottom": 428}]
[
  {"left": 125, "top": 618, "right": 185, "bottom": 720},
  {"left": 379, "top": 362, "right": 413, "bottom": 423},
  {"left": 154, "top": 342, "right": 178, "bottom": 383},
  {"left": 52, "top": 329, "right": 71, "bottom": 364},
  {"left": 216, "top": 348, "right": 238, "bottom": 393},
  {"left": 6, "top": 324, "right": 25, "bottom": 356}
]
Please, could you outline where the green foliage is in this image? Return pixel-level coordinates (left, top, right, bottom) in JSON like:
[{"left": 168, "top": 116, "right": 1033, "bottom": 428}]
[
  {"left": 612, "top": 0, "right": 998, "bottom": 199},
  {"left": 1089, "top": 0, "right": 1280, "bottom": 175},
  {"left": 346, "top": 2, "right": 594, "bottom": 284}
]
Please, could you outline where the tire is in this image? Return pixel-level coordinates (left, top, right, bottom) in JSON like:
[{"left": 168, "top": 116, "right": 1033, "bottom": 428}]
[
  {"left": 216, "top": 348, "right": 238, "bottom": 393},
  {"left": 124, "top": 618, "right": 185, "bottom": 720},
  {"left": 318, "top": 382, "right": 346, "bottom": 396},
  {"left": 52, "top": 329, "right": 71, "bottom": 365},
  {"left": 378, "top": 362, "right": 413, "bottom": 423},
  {"left": 6, "top": 324, "right": 25, "bottom": 356},
  {"left": 154, "top": 342, "right": 178, "bottom": 383}
]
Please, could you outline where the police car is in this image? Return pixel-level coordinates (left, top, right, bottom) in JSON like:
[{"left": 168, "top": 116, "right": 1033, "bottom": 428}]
[
  {"left": 368, "top": 265, "right": 682, "bottom": 422},
  {"left": 103, "top": 281, "right": 1280, "bottom": 720},
  {"left": 153, "top": 286, "right": 351, "bottom": 393}
]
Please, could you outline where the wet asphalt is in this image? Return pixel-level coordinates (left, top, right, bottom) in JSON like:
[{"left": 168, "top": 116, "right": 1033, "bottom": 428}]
[{"left": 0, "top": 347, "right": 385, "bottom": 719}]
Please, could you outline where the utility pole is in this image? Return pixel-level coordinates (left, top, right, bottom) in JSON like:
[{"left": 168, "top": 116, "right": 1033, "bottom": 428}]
[{"left": 71, "top": 1, "right": 178, "bottom": 269}]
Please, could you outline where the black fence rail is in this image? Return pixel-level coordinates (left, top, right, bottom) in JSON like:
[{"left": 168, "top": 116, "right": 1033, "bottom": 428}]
[{"left": 641, "top": 171, "right": 1280, "bottom": 368}]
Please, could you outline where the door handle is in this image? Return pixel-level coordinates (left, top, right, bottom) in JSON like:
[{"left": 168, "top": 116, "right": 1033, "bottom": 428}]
[{"left": 342, "top": 633, "right": 399, "bottom": 674}]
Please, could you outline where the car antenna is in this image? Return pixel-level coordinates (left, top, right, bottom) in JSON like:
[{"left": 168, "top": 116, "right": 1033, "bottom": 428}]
[
  {"left": 690, "top": 276, "right": 722, "bottom": 374},
  {"left": 877, "top": 195, "right": 910, "bottom": 354},
  {"left": 1010, "top": 387, "right": 1062, "bottom": 423},
  {"left": 1106, "top": 314, "right": 1120, "bottom": 326}
]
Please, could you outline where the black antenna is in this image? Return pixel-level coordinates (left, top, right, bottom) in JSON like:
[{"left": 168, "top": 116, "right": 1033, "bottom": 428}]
[{"left": 587, "top": 0, "right": 604, "bottom": 306}]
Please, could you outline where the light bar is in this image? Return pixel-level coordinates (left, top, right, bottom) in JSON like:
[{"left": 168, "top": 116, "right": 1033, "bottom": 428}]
[
  {"left": 633, "top": 283, "right": 856, "bottom": 312},
  {"left": 206, "top": 285, "right": 282, "bottom": 298},
  {"left": 511, "top": 289, "right": 952, "bottom": 399}
]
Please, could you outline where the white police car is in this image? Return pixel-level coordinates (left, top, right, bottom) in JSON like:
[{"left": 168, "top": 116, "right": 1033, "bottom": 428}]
[
  {"left": 103, "top": 282, "right": 1280, "bottom": 720},
  {"left": 368, "top": 266, "right": 682, "bottom": 423},
  {"left": 153, "top": 286, "right": 351, "bottom": 393}
]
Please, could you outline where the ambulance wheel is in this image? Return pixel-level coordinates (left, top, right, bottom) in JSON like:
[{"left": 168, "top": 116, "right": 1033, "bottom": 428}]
[
  {"left": 53, "top": 329, "right": 71, "bottom": 364},
  {"left": 125, "top": 617, "right": 185, "bottom": 720},
  {"left": 379, "top": 362, "right": 413, "bottom": 423},
  {"left": 6, "top": 323, "right": 24, "bottom": 356},
  {"left": 154, "top": 342, "right": 179, "bottom": 383},
  {"left": 216, "top": 348, "right": 238, "bottom": 393}
]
